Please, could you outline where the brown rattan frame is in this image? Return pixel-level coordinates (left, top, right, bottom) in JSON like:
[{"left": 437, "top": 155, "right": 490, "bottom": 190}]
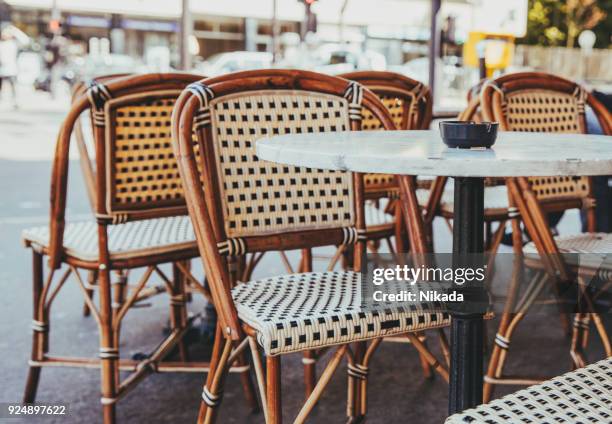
[
  {"left": 341, "top": 71, "right": 432, "bottom": 197},
  {"left": 340, "top": 71, "right": 448, "bottom": 379},
  {"left": 70, "top": 74, "right": 132, "bottom": 210},
  {"left": 479, "top": 72, "right": 612, "bottom": 402},
  {"left": 22, "top": 73, "right": 259, "bottom": 424},
  {"left": 172, "top": 69, "right": 443, "bottom": 423},
  {"left": 340, "top": 70, "right": 432, "bottom": 130}
]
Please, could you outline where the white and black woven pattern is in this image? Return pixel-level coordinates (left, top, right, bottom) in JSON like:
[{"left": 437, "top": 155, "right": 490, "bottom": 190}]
[
  {"left": 232, "top": 271, "right": 450, "bottom": 356},
  {"left": 209, "top": 90, "right": 355, "bottom": 237},
  {"left": 417, "top": 185, "right": 510, "bottom": 214},
  {"left": 446, "top": 357, "right": 612, "bottom": 423},
  {"left": 523, "top": 232, "right": 612, "bottom": 271},
  {"left": 22, "top": 216, "right": 196, "bottom": 261}
]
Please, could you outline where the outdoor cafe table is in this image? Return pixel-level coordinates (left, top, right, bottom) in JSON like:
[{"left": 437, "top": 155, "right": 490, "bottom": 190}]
[{"left": 256, "top": 129, "right": 612, "bottom": 415}]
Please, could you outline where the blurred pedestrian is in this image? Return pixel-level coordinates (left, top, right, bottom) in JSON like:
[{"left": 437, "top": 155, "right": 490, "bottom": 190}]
[{"left": 0, "top": 29, "right": 18, "bottom": 108}]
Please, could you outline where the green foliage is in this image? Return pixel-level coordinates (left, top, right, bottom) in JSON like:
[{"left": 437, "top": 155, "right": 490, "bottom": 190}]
[{"left": 518, "top": 0, "right": 611, "bottom": 48}]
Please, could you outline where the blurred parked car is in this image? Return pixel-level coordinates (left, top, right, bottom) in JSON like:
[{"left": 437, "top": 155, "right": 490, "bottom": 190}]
[
  {"left": 312, "top": 44, "right": 387, "bottom": 74},
  {"left": 197, "top": 51, "right": 273, "bottom": 76},
  {"left": 62, "top": 54, "right": 148, "bottom": 86}
]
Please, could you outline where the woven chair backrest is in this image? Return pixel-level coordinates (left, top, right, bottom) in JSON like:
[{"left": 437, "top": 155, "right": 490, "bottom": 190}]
[
  {"left": 340, "top": 71, "right": 432, "bottom": 131},
  {"left": 340, "top": 71, "right": 432, "bottom": 194},
  {"left": 84, "top": 73, "right": 203, "bottom": 222},
  {"left": 480, "top": 73, "right": 611, "bottom": 204},
  {"left": 71, "top": 73, "right": 132, "bottom": 210},
  {"left": 209, "top": 89, "right": 355, "bottom": 238}
]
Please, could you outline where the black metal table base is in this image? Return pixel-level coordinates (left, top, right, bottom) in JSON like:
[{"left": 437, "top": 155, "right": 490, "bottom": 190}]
[{"left": 449, "top": 177, "right": 486, "bottom": 414}]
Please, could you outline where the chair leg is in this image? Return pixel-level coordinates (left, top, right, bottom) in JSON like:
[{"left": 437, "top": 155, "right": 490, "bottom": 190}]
[
  {"left": 236, "top": 351, "right": 259, "bottom": 413},
  {"left": 23, "top": 251, "right": 45, "bottom": 403},
  {"left": 346, "top": 342, "right": 365, "bottom": 423},
  {"left": 484, "top": 270, "right": 547, "bottom": 403},
  {"left": 570, "top": 314, "right": 588, "bottom": 369},
  {"left": 171, "top": 262, "right": 189, "bottom": 362},
  {"left": 303, "top": 350, "right": 317, "bottom": 399},
  {"left": 299, "top": 248, "right": 317, "bottom": 399},
  {"left": 405, "top": 333, "right": 448, "bottom": 382},
  {"left": 266, "top": 355, "right": 282, "bottom": 424},
  {"left": 394, "top": 208, "right": 410, "bottom": 256},
  {"left": 111, "top": 271, "right": 128, "bottom": 321},
  {"left": 197, "top": 325, "right": 234, "bottom": 424},
  {"left": 415, "top": 332, "right": 434, "bottom": 380},
  {"left": 346, "top": 339, "right": 382, "bottom": 423},
  {"left": 98, "top": 264, "right": 118, "bottom": 424},
  {"left": 82, "top": 270, "right": 97, "bottom": 317}
]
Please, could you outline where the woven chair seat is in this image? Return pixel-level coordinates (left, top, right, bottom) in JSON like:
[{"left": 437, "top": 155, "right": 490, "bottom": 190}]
[
  {"left": 232, "top": 271, "right": 450, "bottom": 356},
  {"left": 417, "top": 185, "right": 510, "bottom": 215},
  {"left": 523, "top": 233, "right": 612, "bottom": 270},
  {"left": 446, "top": 356, "right": 612, "bottom": 423},
  {"left": 22, "top": 216, "right": 196, "bottom": 262}
]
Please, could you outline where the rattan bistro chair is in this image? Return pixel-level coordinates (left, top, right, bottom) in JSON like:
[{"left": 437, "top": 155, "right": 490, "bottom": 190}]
[
  {"left": 172, "top": 69, "right": 451, "bottom": 423},
  {"left": 447, "top": 356, "right": 612, "bottom": 424},
  {"left": 479, "top": 72, "right": 612, "bottom": 402},
  {"left": 21, "top": 73, "right": 258, "bottom": 423},
  {"left": 340, "top": 71, "right": 432, "bottom": 256},
  {"left": 340, "top": 71, "right": 451, "bottom": 379}
]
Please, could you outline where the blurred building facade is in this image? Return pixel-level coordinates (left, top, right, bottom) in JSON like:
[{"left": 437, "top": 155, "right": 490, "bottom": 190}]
[{"left": 2, "top": 0, "right": 476, "bottom": 65}]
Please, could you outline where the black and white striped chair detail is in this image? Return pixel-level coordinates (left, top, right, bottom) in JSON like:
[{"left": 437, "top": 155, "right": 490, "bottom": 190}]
[
  {"left": 187, "top": 82, "right": 215, "bottom": 130},
  {"left": 217, "top": 238, "right": 247, "bottom": 256},
  {"left": 31, "top": 320, "right": 48, "bottom": 333},
  {"left": 494, "top": 333, "right": 510, "bottom": 350},
  {"left": 573, "top": 315, "right": 590, "bottom": 330},
  {"left": 86, "top": 82, "right": 112, "bottom": 126},
  {"left": 99, "top": 347, "right": 119, "bottom": 360},
  {"left": 597, "top": 268, "right": 612, "bottom": 281},
  {"left": 344, "top": 81, "right": 365, "bottom": 121},
  {"left": 574, "top": 86, "right": 587, "bottom": 114},
  {"left": 582, "top": 196, "right": 597, "bottom": 209},
  {"left": 406, "top": 82, "right": 426, "bottom": 118},
  {"left": 348, "top": 363, "right": 369, "bottom": 381},
  {"left": 482, "top": 80, "right": 508, "bottom": 117},
  {"left": 170, "top": 294, "right": 186, "bottom": 307},
  {"left": 507, "top": 206, "right": 520, "bottom": 219},
  {"left": 201, "top": 385, "right": 223, "bottom": 408},
  {"left": 342, "top": 226, "right": 366, "bottom": 245}
]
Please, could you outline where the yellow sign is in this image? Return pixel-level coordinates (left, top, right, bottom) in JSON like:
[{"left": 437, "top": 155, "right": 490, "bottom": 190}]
[{"left": 464, "top": 32, "right": 515, "bottom": 76}]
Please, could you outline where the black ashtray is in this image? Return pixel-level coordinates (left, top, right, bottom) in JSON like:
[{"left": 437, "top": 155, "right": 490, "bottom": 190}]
[{"left": 439, "top": 121, "right": 498, "bottom": 149}]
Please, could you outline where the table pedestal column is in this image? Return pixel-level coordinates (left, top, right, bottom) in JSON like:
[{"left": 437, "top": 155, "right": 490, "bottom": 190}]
[{"left": 449, "top": 177, "right": 486, "bottom": 414}]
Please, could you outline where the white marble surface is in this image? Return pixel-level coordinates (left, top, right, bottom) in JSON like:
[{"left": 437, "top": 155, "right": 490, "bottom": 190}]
[{"left": 256, "top": 130, "right": 612, "bottom": 177}]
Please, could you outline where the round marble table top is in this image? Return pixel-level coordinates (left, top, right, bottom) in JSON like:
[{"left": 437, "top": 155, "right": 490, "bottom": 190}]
[{"left": 256, "top": 130, "right": 612, "bottom": 177}]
